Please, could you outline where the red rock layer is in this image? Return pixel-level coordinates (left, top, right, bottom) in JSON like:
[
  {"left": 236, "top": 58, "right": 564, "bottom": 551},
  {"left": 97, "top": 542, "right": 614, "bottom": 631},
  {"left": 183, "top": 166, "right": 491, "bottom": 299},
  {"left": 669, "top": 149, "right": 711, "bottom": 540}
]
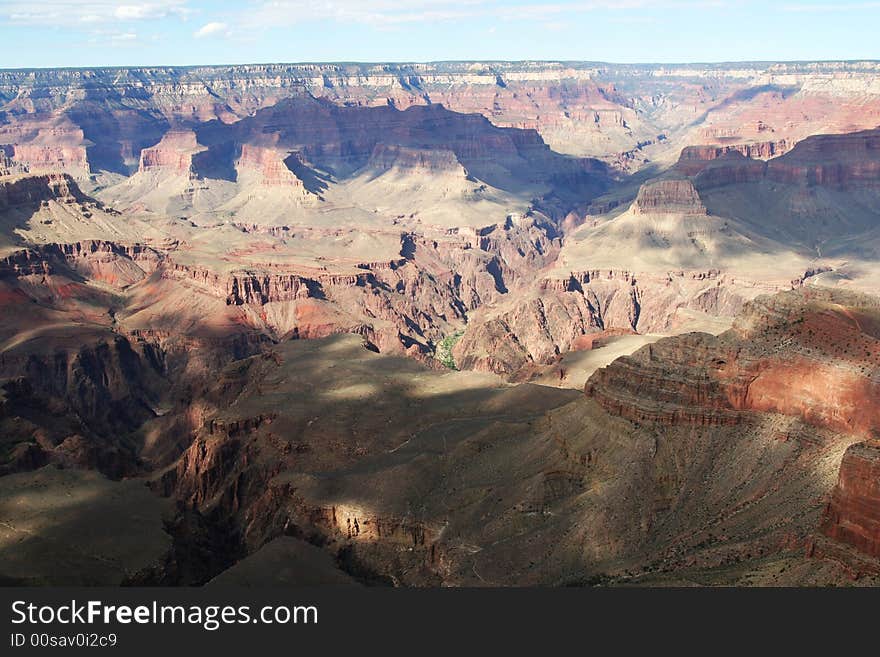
[
  {"left": 9, "top": 143, "right": 89, "bottom": 177},
  {"left": 0, "top": 119, "right": 91, "bottom": 178},
  {"left": 570, "top": 327, "right": 638, "bottom": 351},
  {"left": 586, "top": 289, "right": 880, "bottom": 432},
  {"left": 235, "top": 145, "right": 305, "bottom": 187},
  {"left": 821, "top": 439, "right": 880, "bottom": 559},
  {"left": 138, "top": 131, "right": 203, "bottom": 174},
  {"left": 584, "top": 332, "right": 745, "bottom": 426},
  {"left": 681, "top": 128, "right": 880, "bottom": 191},
  {"left": 765, "top": 128, "right": 880, "bottom": 189},
  {"left": 676, "top": 140, "right": 789, "bottom": 175}
]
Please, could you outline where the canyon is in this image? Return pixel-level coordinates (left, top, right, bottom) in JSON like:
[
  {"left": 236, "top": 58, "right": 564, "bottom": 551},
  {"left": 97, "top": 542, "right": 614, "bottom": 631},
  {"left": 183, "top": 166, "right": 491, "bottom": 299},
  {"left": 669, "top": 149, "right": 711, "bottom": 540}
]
[{"left": 1, "top": 61, "right": 880, "bottom": 586}]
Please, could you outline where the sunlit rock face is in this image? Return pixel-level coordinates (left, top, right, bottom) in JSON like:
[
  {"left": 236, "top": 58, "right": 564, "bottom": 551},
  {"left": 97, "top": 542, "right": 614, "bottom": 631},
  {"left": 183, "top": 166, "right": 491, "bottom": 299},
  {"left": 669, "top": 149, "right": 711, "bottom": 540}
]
[{"left": 822, "top": 439, "right": 880, "bottom": 560}]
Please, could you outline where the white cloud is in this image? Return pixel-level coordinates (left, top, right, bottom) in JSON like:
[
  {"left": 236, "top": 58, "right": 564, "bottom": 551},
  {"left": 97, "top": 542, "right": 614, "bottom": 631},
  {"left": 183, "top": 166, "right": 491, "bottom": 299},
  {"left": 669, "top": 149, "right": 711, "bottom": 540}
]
[
  {"left": 783, "top": 1, "right": 880, "bottom": 10},
  {"left": 0, "top": 1, "right": 192, "bottom": 25},
  {"left": 116, "top": 5, "right": 154, "bottom": 20},
  {"left": 194, "top": 21, "right": 229, "bottom": 38},
  {"left": 0, "top": 0, "right": 726, "bottom": 32},
  {"left": 240, "top": 0, "right": 726, "bottom": 29},
  {"left": 84, "top": 28, "right": 140, "bottom": 46}
]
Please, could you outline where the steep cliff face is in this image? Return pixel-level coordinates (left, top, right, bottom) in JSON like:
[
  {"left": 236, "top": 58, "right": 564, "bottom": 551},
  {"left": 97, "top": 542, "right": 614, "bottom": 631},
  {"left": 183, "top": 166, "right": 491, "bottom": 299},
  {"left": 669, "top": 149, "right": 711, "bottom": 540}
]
[
  {"left": 765, "top": 128, "right": 880, "bottom": 189},
  {"left": 676, "top": 140, "right": 789, "bottom": 175},
  {"left": 585, "top": 332, "right": 742, "bottom": 426},
  {"left": 683, "top": 128, "right": 880, "bottom": 191},
  {"left": 632, "top": 179, "right": 707, "bottom": 215},
  {"left": 161, "top": 263, "right": 329, "bottom": 306},
  {"left": 687, "top": 151, "right": 769, "bottom": 188},
  {"left": 0, "top": 334, "right": 165, "bottom": 478},
  {"left": 189, "top": 96, "right": 608, "bottom": 198},
  {"left": 138, "top": 130, "right": 204, "bottom": 175},
  {"left": 0, "top": 147, "right": 28, "bottom": 177},
  {"left": 365, "top": 144, "right": 464, "bottom": 174},
  {"left": 136, "top": 330, "right": 878, "bottom": 587},
  {"left": 235, "top": 145, "right": 306, "bottom": 188},
  {"left": 454, "top": 271, "right": 643, "bottom": 376},
  {"left": 678, "top": 127, "right": 880, "bottom": 257},
  {"left": 82, "top": 93, "right": 610, "bottom": 221},
  {"left": 225, "top": 272, "right": 321, "bottom": 305},
  {"left": 0, "top": 241, "right": 159, "bottom": 287},
  {"left": 0, "top": 63, "right": 643, "bottom": 169},
  {"left": 147, "top": 207, "right": 568, "bottom": 364},
  {"left": 586, "top": 288, "right": 880, "bottom": 433},
  {"left": 0, "top": 119, "right": 91, "bottom": 179},
  {"left": 821, "top": 439, "right": 880, "bottom": 560},
  {"left": 0, "top": 172, "right": 84, "bottom": 210},
  {"left": 0, "top": 238, "right": 276, "bottom": 481},
  {"left": 452, "top": 264, "right": 788, "bottom": 378}
]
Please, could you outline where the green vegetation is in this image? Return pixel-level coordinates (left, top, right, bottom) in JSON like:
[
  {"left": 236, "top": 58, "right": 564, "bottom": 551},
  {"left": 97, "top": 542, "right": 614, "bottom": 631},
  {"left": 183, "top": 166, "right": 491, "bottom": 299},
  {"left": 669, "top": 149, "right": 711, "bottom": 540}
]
[{"left": 435, "top": 331, "right": 464, "bottom": 370}]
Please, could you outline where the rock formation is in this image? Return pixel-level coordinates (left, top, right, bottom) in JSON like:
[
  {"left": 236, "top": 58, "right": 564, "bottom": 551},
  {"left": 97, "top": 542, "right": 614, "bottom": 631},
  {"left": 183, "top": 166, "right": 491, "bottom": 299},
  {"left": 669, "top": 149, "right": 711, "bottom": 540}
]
[
  {"left": 676, "top": 140, "right": 789, "bottom": 175},
  {"left": 0, "top": 172, "right": 84, "bottom": 210},
  {"left": 822, "top": 439, "right": 880, "bottom": 560},
  {"left": 587, "top": 288, "right": 880, "bottom": 433},
  {"left": 138, "top": 131, "right": 205, "bottom": 175},
  {"left": 632, "top": 179, "right": 708, "bottom": 215}
]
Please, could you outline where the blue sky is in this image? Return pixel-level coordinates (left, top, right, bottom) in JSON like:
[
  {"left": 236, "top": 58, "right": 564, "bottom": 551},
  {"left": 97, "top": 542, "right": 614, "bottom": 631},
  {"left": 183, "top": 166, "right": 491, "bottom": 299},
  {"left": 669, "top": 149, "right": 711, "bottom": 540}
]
[{"left": 0, "top": 1, "right": 878, "bottom": 69}]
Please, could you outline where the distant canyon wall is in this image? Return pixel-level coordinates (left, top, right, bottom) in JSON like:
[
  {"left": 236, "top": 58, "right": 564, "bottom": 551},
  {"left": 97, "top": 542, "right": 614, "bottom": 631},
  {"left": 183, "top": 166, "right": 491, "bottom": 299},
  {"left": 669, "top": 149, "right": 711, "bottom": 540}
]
[{"left": 3, "top": 61, "right": 880, "bottom": 177}]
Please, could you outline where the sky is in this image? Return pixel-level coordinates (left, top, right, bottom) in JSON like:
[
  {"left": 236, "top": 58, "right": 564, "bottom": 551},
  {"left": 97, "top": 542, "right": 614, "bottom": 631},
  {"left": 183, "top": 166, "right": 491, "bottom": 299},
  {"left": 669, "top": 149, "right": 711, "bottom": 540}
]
[{"left": 0, "top": 0, "right": 878, "bottom": 69}]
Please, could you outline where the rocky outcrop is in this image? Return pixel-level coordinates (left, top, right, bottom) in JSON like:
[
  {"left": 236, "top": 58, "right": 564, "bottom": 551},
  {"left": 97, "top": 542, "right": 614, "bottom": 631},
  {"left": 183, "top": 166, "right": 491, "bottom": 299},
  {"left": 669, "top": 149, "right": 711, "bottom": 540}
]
[
  {"left": 453, "top": 275, "right": 641, "bottom": 376},
  {"left": 138, "top": 130, "right": 204, "bottom": 175},
  {"left": 766, "top": 128, "right": 880, "bottom": 189},
  {"left": 0, "top": 241, "right": 159, "bottom": 285},
  {"left": 2, "top": 143, "right": 89, "bottom": 179},
  {"left": 155, "top": 209, "right": 569, "bottom": 364},
  {"left": 235, "top": 145, "right": 308, "bottom": 188},
  {"left": 0, "top": 335, "right": 166, "bottom": 478},
  {"left": 632, "top": 179, "right": 707, "bottom": 215},
  {"left": 160, "top": 261, "right": 372, "bottom": 305},
  {"left": 579, "top": 288, "right": 880, "bottom": 573},
  {"left": 0, "top": 248, "right": 56, "bottom": 277},
  {"left": 570, "top": 327, "right": 637, "bottom": 350},
  {"left": 454, "top": 265, "right": 765, "bottom": 378},
  {"left": 160, "top": 261, "right": 229, "bottom": 295},
  {"left": 585, "top": 332, "right": 744, "bottom": 426},
  {"left": 0, "top": 172, "right": 84, "bottom": 210},
  {"left": 586, "top": 288, "right": 880, "bottom": 432},
  {"left": 54, "top": 240, "right": 158, "bottom": 263},
  {"left": 365, "top": 144, "right": 463, "bottom": 174},
  {"left": 690, "top": 152, "right": 769, "bottom": 188},
  {"left": 540, "top": 269, "right": 638, "bottom": 292},
  {"left": 682, "top": 128, "right": 880, "bottom": 193},
  {"left": 58, "top": 241, "right": 161, "bottom": 285},
  {"left": 226, "top": 273, "right": 322, "bottom": 305},
  {"left": 821, "top": 439, "right": 880, "bottom": 560},
  {"left": 676, "top": 140, "right": 789, "bottom": 175},
  {"left": 0, "top": 146, "right": 28, "bottom": 176}
]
